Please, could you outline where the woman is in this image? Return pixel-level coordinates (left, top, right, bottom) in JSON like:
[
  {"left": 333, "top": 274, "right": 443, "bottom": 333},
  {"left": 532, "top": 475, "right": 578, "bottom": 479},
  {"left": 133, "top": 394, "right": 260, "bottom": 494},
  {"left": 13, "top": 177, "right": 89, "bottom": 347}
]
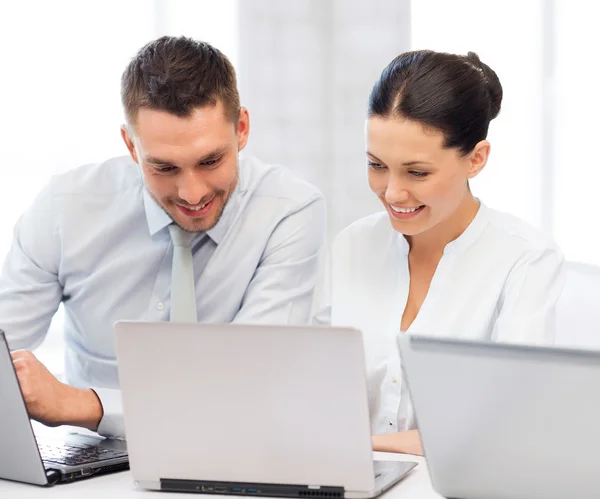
[{"left": 313, "top": 50, "right": 565, "bottom": 455}]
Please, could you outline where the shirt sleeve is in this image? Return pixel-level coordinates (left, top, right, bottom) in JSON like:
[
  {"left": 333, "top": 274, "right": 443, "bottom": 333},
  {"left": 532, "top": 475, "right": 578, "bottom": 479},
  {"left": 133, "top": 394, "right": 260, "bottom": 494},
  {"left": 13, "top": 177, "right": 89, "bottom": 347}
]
[
  {"left": 94, "top": 388, "right": 125, "bottom": 439},
  {"left": 233, "top": 195, "right": 327, "bottom": 325},
  {"left": 0, "top": 180, "right": 62, "bottom": 350},
  {"left": 492, "top": 245, "right": 566, "bottom": 345},
  {"left": 0, "top": 180, "right": 128, "bottom": 439},
  {"left": 311, "top": 247, "right": 332, "bottom": 326}
]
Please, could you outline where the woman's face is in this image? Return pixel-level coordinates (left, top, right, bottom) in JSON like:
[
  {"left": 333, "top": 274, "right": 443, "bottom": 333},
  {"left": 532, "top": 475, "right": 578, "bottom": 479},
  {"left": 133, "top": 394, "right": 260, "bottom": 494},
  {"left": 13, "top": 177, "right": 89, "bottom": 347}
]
[{"left": 366, "top": 116, "right": 488, "bottom": 237}]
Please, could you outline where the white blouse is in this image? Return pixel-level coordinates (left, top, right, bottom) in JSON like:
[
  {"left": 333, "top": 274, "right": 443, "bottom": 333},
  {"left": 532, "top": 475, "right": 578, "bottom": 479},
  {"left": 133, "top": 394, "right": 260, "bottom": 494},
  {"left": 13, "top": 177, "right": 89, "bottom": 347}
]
[{"left": 314, "top": 202, "right": 565, "bottom": 435}]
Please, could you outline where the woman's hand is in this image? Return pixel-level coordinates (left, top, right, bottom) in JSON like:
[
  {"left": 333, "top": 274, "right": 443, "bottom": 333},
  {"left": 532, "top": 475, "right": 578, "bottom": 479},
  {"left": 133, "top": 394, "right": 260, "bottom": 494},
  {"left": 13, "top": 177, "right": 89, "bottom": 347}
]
[{"left": 372, "top": 429, "right": 424, "bottom": 456}]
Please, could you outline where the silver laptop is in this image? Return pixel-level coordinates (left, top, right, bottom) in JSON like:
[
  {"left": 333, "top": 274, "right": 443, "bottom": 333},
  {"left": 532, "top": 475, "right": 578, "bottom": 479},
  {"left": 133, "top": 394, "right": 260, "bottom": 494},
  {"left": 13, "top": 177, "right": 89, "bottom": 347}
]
[
  {"left": 114, "top": 322, "right": 416, "bottom": 498},
  {"left": 398, "top": 334, "right": 600, "bottom": 499},
  {"left": 0, "top": 330, "right": 129, "bottom": 486}
]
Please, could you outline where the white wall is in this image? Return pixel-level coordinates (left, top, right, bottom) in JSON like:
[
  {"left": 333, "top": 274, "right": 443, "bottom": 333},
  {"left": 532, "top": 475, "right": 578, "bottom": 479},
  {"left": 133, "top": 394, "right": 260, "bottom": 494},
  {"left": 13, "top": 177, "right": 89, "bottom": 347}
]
[
  {"left": 238, "top": 0, "right": 412, "bottom": 241},
  {"left": 0, "top": 0, "right": 238, "bottom": 370},
  {"left": 553, "top": 1, "right": 600, "bottom": 264},
  {"left": 413, "top": 0, "right": 600, "bottom": 267},
  {"left": 0, "top": 0, "right": 238, "bottom": 261},
  {"left": 411, "top": 0, "right": 545, "bottom": 232}
]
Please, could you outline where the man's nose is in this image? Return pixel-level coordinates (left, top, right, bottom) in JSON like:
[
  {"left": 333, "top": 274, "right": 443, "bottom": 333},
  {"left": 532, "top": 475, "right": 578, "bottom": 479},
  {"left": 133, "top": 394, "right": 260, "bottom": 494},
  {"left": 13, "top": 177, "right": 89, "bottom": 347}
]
[{"left": 177, "top": 171, "right": 209, "bottom": 205}]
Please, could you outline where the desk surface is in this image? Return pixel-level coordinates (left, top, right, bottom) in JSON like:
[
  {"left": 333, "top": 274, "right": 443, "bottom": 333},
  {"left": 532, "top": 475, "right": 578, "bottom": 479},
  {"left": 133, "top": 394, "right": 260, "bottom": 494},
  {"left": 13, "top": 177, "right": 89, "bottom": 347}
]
[{"left": 0, "top": 452, "right": 442, "bottom": 498}]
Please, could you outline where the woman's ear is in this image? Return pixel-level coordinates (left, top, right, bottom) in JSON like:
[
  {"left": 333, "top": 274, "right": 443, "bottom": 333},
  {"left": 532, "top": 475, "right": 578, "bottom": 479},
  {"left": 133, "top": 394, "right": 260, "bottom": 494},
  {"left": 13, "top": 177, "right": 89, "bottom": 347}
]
[{"left": 467, "top": 140, "right": 491, "bottom": 179}]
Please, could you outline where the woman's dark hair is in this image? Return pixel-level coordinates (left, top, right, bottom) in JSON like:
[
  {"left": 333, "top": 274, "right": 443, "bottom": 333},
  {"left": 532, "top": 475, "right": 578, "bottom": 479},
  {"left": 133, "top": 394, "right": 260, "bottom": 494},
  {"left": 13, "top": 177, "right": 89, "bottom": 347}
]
[{"left": 368, "top": 50, "right": 503, "bottom": 155}]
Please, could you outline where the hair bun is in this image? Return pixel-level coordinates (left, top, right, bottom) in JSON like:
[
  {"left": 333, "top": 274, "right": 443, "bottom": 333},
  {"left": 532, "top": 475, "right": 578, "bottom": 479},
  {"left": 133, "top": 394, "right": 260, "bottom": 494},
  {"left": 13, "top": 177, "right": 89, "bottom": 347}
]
[{"left": 466, "top": 51, "right": 503, "bottom": 120}]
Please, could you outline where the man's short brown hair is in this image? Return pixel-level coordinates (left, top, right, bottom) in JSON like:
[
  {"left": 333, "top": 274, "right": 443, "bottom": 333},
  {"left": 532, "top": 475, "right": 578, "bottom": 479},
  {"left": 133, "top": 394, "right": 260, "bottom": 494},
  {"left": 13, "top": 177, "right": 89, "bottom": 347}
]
[{"left": 121, "top": 36, "right": 240, "bottom": 126}]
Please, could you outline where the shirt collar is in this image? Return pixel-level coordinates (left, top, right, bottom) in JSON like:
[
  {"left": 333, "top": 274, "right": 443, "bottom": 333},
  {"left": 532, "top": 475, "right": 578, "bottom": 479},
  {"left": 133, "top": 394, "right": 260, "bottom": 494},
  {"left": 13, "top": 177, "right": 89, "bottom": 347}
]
[
  {"left": 143, "top": 156, "right": 249, "bottom": 244},
  {"left": 443, "top": 200, "right": 489, "bottom": 254},
  {"left": 143, "top": 189, "right": 172, "bottom": 237},
  {"left": 204, "top": 179, "right": 240, "bottom": 244}
]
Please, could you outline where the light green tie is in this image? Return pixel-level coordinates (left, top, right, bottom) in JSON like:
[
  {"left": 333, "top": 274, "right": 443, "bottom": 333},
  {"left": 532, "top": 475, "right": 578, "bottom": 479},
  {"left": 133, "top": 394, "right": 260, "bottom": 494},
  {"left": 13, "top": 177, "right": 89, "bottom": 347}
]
[{"left": 168, "top": 224, "right": 197, "bottom": 322}]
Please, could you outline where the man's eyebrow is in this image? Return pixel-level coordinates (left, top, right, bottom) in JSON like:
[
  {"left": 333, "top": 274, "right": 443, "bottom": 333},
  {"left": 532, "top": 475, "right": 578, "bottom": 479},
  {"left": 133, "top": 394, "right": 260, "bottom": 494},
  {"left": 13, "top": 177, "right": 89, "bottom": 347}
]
[
  {"left": 145, "top": 156, "right": 173, "bottom": 166},
  {"left": 145, "top": 147, "right": 229, "bottom": 167},
  {"left": 198, "top": 147, "right": 228, "bottom": 163}
]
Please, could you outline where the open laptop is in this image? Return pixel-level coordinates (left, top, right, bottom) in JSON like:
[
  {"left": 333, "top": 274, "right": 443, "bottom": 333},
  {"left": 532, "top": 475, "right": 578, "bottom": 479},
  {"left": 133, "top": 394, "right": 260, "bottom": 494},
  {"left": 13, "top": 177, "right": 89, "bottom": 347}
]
[
  {"left": 114, "top": 322, "right": 417, "bottom": 498},
  {"left": 0, "top": 330, "right": 129, "bottom": 486},
  {"left": 398, "top": 334, "right": 600, "bottom": 499}
]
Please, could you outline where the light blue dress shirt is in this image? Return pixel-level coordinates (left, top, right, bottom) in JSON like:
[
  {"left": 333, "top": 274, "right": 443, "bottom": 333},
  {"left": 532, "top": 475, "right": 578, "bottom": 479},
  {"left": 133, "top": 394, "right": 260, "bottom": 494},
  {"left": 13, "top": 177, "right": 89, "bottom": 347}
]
[{"left": 0, "top": 154, "right": 326, "bottom": 438}]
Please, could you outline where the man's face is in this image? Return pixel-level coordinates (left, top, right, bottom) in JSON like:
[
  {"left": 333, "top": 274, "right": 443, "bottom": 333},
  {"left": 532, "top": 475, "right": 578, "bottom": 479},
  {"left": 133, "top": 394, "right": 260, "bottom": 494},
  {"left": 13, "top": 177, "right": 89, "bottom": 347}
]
[{"left": 122, "top": 102, "right": 249, "bottom": 232}]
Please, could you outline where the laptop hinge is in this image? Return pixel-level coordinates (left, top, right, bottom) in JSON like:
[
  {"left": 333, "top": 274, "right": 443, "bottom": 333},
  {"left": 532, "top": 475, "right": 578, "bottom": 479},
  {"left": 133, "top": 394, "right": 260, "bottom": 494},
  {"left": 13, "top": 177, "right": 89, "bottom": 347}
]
[{"left": 161, "top": 478, "right": 345, "bottom": 498}]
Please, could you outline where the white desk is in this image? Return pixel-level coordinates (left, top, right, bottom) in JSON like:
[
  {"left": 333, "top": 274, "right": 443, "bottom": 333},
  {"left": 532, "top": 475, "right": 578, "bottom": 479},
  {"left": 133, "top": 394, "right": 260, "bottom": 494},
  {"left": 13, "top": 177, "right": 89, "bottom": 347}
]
[{"left": 0, "top": 453, "right": 443, "bottom": 499}]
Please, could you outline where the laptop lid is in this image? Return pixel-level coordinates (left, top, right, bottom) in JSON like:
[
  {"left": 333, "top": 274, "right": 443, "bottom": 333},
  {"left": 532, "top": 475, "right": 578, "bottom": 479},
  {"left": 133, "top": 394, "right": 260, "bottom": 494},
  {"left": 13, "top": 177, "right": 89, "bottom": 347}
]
[
  {"left": 398, "top": 335, "right": 600, "bottom": 499},
  {"left": 114, "top": 322, "right": 376, "bottom": 494},
  {"left": 0, "top": 331, "right": 49, "bottom": 486}
]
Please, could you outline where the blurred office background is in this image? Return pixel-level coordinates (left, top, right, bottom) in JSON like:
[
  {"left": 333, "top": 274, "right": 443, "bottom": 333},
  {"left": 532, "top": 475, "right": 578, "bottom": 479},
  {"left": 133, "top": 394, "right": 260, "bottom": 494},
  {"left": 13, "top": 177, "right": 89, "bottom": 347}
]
[{"left": 0, "top": 0, "right": 597, "bottom": 367}]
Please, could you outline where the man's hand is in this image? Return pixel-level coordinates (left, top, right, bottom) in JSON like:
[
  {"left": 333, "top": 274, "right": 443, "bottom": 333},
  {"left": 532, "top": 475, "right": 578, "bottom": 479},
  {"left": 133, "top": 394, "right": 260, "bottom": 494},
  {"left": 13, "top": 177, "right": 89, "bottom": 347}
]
[{"left": 10, "top": 350, "right": 103, "bottom": 431}]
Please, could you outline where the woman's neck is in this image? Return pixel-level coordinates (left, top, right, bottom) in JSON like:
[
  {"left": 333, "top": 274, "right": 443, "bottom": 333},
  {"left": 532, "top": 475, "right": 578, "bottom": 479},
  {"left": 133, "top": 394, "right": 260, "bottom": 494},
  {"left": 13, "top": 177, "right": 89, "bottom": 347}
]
[{"left": 406, "top": 194, "right": 481, "bottom": 257}]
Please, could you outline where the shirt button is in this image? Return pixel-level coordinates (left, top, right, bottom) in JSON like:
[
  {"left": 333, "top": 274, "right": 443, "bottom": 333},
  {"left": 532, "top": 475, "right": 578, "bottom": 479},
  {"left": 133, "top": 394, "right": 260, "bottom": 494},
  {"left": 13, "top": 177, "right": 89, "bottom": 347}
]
[
  {"left": 156, "top": 302, "right": 165, "bottom": 311},
  {"left": 392, "top": 377, "right": 398, "bottom": 384},
  {"left": 389, "top": 421, "right": 393, "bottom": 426}
]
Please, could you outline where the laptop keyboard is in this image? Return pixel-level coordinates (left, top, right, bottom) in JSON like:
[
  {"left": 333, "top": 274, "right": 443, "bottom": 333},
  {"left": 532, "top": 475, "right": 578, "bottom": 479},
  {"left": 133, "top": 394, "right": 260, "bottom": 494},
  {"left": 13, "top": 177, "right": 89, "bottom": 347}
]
[{"left": 38, "top": 440, "right": 127, "bottom": 467}]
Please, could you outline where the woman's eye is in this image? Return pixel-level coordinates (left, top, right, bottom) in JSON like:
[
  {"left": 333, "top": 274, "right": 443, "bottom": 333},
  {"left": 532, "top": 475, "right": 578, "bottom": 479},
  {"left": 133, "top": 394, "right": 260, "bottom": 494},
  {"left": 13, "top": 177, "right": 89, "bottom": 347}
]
[
  {"left": 409, "top": 170, "right": 429, "bottom": 178},
  {"left": 368, "top": 161, "right": 386, "bottom": 170}
]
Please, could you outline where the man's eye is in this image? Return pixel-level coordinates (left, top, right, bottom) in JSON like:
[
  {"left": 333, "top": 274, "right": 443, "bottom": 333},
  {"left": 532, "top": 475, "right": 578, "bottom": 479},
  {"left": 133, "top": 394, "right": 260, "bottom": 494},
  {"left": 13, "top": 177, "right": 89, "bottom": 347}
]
[{"left": 158, "top": 166, "right": 176, "bottom": 173}]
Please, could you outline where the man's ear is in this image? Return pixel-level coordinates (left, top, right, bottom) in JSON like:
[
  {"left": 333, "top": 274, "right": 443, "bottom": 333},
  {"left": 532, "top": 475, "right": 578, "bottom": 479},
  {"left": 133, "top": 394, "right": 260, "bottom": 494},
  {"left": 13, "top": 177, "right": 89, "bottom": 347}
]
[
  {"left": 237, "top": 107, "right": 250, "bottom": 152},
  {"left": 121, "top": 125, "right": 139, "bottom": 164}
]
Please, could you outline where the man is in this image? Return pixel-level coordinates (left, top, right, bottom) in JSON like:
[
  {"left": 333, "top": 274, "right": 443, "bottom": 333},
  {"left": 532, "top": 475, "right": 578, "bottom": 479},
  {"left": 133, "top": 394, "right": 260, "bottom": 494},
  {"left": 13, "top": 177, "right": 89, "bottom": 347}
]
[{"left": 0, "top": 36, "right": 326, "bottom": 439}]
